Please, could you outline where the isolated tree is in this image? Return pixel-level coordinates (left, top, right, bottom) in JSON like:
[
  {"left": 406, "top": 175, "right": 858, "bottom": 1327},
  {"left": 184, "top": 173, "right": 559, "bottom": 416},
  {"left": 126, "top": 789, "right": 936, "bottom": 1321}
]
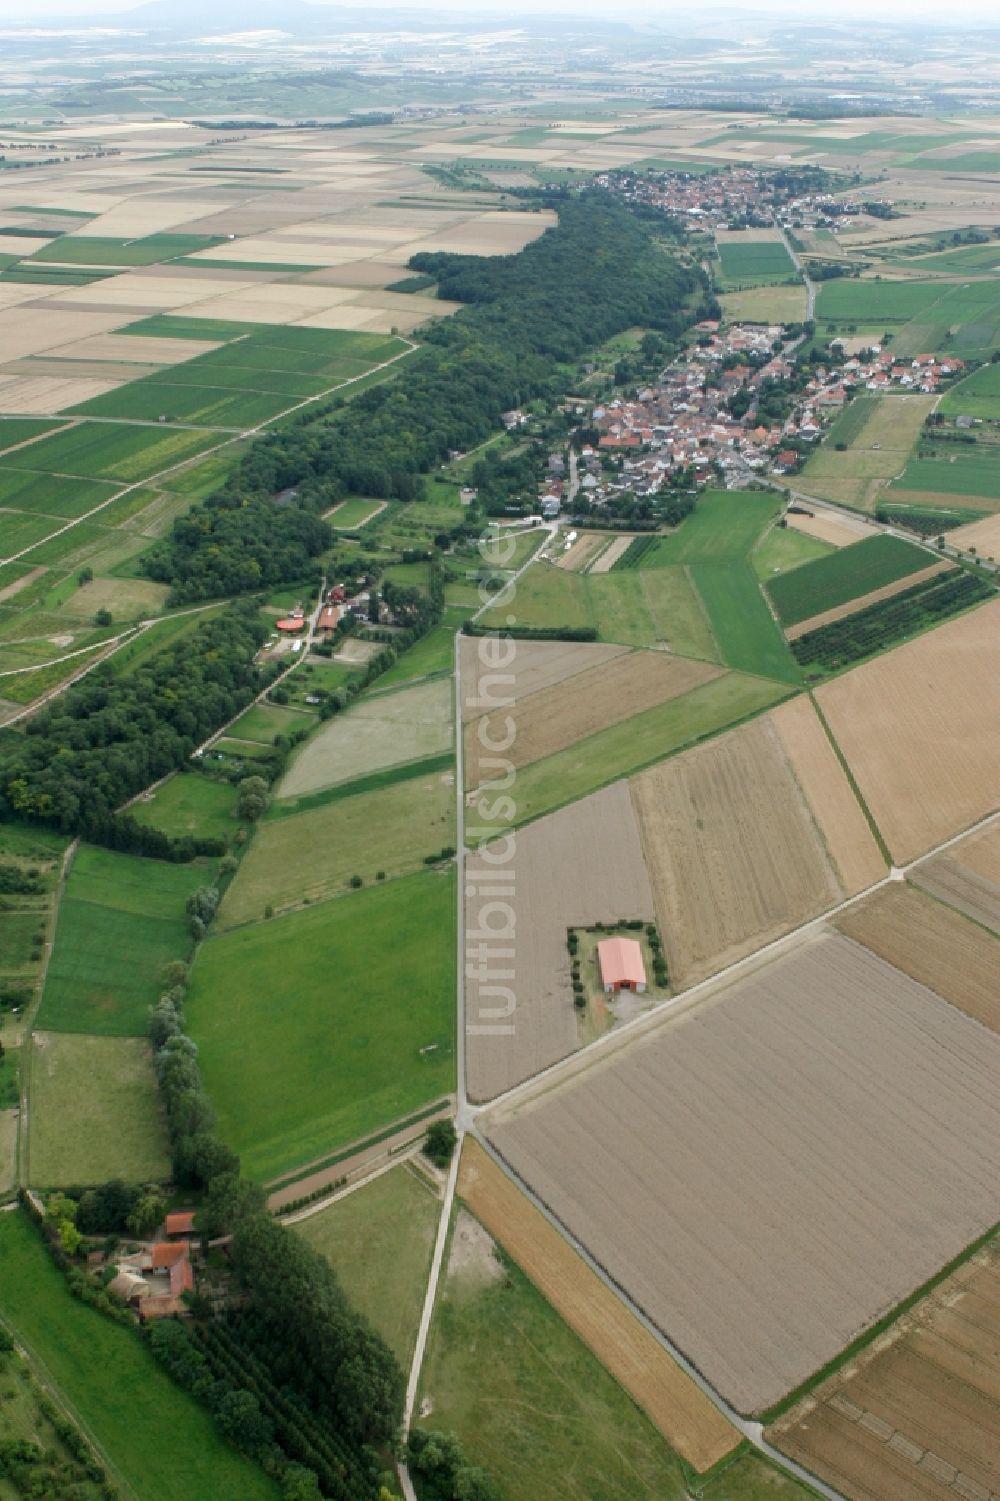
[
  {"left": 424, "top": 1119, "right": 457, "bottom": 1168},
  {"left": 237, "top": 775, "right": 269, "bottom": 822},
  {"left": 78, "top": 566, "right": 93, "bottom": 586},
  {"left": 95, "top": 608, "right": 113, "bottom": 626}
]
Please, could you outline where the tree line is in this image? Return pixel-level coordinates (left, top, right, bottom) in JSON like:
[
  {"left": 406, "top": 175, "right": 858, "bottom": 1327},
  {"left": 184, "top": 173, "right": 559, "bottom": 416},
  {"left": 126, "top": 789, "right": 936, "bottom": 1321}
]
[
  {"left": 0, "top": 603, "right": 270, "bottom": 840},
  {"left": 143, "top": 191, "right": 701, "bottom": 603}
]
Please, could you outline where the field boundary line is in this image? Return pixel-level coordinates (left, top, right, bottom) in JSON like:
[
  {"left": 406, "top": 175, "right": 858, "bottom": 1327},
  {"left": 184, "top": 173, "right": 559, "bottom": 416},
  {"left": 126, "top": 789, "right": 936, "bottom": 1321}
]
[
  {"left": 476, "top": 804, "right": 1000, "bottom": 1124},
  {"left": 470, "top": 1130, "right": 845, "bottom": 1500},
  {"left": 809, "top": 693, "right": 894, "bottom": 867}
]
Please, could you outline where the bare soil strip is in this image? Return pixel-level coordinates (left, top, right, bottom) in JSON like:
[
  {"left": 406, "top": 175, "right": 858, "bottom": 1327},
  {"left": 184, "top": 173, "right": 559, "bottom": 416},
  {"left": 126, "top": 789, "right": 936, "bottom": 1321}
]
[
  {"left": 836, "top": 884, "right": 1000, "bottom": 1032},
  {"left": 486, "top": 931, "right": 1000, "bottom": 1414},
  {"left": 816, "top": 598, "right": 1000, "bottom": 865},
  {"left": 588, "top": 534, "right": 634, "bottom": 574},
  {"left": 466, "top": 781, "right": 654, "bottom": 1103},
  {"left": 555, "top": 531, "right": 608, "bottom": 572},
  {"left": 786, "top": 510, "right": 872, "bottom": 548},
  {"left": 458, "top": 1138, "right": 739, "bottom": 1473},
  {"left": 630, "top": 712, "right": 845, "bottom": 990},
  {"left": 459, "top": 636, "right": 628, "bottom": 722},
  {"left": 768, "top": 1242, "right": 1000, "bottom": 1501},
  {"left": 466, "top": 650, "right": 720, "bottom": 786},
  {"left": 785, "top": 560, "right": 951, "bottom": 641}
]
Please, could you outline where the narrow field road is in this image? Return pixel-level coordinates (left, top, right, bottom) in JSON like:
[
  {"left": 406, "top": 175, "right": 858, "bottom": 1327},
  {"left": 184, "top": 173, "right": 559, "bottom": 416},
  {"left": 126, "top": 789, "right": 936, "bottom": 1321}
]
[{"left": 778, "top": 224, "right": 816, "bottom": 320}]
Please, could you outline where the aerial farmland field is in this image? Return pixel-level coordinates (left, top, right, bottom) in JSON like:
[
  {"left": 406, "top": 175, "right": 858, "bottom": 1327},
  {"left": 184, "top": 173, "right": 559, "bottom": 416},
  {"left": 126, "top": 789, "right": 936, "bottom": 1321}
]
[
  {"left": 486, "top": 930, "right": 1000, "bottom": 1414},
  {"left": 769, "top": 1240, "right": 1000, "bottom": 1501},
  {"left": 815, "top": 597, "right": 1000, "bottom": 863},
  {"left": 28, "top": 1032, "right": 169, "bottom": 1187},
  {"left": 766, "top": 533, "right": 932, "bottom": 626},
  {"left": 910, "top": 821, "right": 1000, "bottom": 934},
  {"left": 836, "top": 883, "right": 1000, "bottom": 1031},
  {"left": 457, "top": 1138, "right": 739, "bottom": 1471},
  {"left": 466, "top": 781, "right": 654, "bottom": 1102},
  {"left": 37, "top": 845, "right": 208, "bottom": 1035},
  {"left": 465, "top": 648, "right": 720, "bottom": 786},
  {"left": 188, "top": 869, "right": 455, "bottom": 1181},
  {"left": 219, "top": 766, "right": 454, "bottom": 926},
  {"left": 278, "top": 677, "right": 453, "bottom": 797},
  {"left": 629, "top": 703, "right": 882, "bottom": 988}
]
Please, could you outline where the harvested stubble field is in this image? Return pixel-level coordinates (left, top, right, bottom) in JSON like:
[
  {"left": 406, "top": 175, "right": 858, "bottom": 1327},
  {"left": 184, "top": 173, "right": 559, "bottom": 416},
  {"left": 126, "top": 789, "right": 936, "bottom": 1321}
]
[
  {"left": 465, "top": 650, "right": 721, "bottom": 787},
  {"left": 278, "top": 677, "right": 452, "bottom": 797},
  {"left": 947, "top": 510, "right": 1000, "bottom": 557},
  {"left": 555, "top": 530, "right": 608, "bottom": 572},
  {"left": 629, "top": 703, "right": 883, "bottom": 989},
  {"left": 836, "top": 883, "right": 1000, "bottom": 1032},
  {"left": 486, "top": 930, "right": 1000, "bottom": 1415},
  {"left": 459, "top": 636, "right": 628, "bottom": 721},
  {"left": 910, "top": 821, "right": 1000, "bottom": 935},
  {"left": 815, "top": 598, "right": 1000, "bottom": 865},
  {"left": 466, "top": 782, "right": 654, "bottom": 1102},
  {"left": 458, "top": 1138, "right": 738, "bottom": 1472},
  {"left": 785, "top": 560, "right": 952, "bottom": 640},
  {"left": 768, "top": 1241, "right": 1000, "bottom": 1501}
]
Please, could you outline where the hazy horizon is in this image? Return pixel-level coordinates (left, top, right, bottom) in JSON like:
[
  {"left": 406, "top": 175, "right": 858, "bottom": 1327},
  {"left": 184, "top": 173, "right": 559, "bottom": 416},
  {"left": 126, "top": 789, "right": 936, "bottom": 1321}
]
[{"left": 4, "top": 0, "right": 1000, "bottom": 26}]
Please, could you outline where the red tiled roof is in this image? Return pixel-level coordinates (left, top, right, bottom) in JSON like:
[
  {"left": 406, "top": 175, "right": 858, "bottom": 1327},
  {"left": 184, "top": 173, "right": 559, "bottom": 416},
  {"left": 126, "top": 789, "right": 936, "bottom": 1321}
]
[
  {"left": 164, "top": 1211, "right": 195, "bottom": 1236},
  {"left": 597, "top": 937, "right": 646, "bottom": 988}
]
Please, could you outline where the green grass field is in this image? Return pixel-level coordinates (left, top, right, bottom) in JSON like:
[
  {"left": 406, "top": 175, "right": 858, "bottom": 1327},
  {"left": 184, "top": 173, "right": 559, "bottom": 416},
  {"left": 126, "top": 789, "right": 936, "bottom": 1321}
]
[
  {"left": 30, "top": 233, "right": 222, "bottom": 266},
  {"left": 820, "top": 396, "right": 878, "bottom": 449},
  {"left": 816, "top": 279, "right": 947, "bottom": 324},
  {"left": 0, "top": 417, "right": 62, "bottom": 451},
  {"left": 130, "top": 773, "right": 240, "bottom": 842},
  {"left": 477, "top": 563, "right": 592, "bottom": 633},
  {"left": 939, "top": 362, "right": 1000, "bottom": 420},
  {"left": 29, "top": 1032, "right": 169, "bottom": 1187},
  {"left": 227, "top": 701, "right": 315, "bottom": 745},
  {"left": 766, "top": 533, "right": 932, "bottom": 624},
  {"left": 67, "top": 381, "right": 290, "bottom": 429},
  {"left": 640, "top": 490, "right": 783, "bottom": 565},
  {"left": 0, "top": 1210, "right": 278, "bottom": 1501},
  {"left": 37, "top": 846, "right": 208, "bottom": 1036},
  {"left": 471, "top": 671, "right": 792, "bottom": 833},
  {"left": 294, "top": 1163, "right": 439, "bottom": 1365},
  {"left": 752, "top": 523, "right": 834, "bottom": 578},
  {"left": 891, "top": 452, "right": 1000, "bottom": 500},
  {"left": 0, "top": 422, "right": 220, "bottom": 484},
  {"left": 188, "top": 870, "right": 456, "bottom": 1182},
  {"left": 717, "top": 238, "right": 797, "bottom": 287},
  {"left": 374, "top": 626, "right": 455, "bottom": 688},
  {"left": 418, "top": 1214, "right": 690, "bottom": 1501},
  {"left": 221, "top": 769, "right": 454, "bottom": 927},
  {"left": 690, "top": 564, "right": 802, "bottom": 682},
  {"left": 329, "top": 496, "right": 385, "bottom": 528}
]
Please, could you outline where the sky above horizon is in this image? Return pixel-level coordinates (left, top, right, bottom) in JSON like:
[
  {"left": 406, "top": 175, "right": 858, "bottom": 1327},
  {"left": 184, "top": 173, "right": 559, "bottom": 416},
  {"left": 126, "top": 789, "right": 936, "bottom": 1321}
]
[{"left": 3, "top": 0, "right": 999, "bottom": 23}]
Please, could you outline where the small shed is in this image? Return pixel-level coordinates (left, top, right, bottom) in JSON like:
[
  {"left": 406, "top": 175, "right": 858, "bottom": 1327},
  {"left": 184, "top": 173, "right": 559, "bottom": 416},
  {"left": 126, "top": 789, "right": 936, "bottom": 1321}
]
[
  {"left": 597, "top": 937, "right": 646, "bottom": 995},
  {"left": 164, "top": 1210, "right": 196, "bottom": 1238}
]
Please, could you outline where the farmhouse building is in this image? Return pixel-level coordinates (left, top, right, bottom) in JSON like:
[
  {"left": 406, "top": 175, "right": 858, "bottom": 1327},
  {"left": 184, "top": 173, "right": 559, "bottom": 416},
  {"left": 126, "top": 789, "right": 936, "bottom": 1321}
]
[
  {"left": 276, "top": 608, "right": 306, "bottom": 633},
  {"left": 597, "top": 937, "right": 646, "bottom": 994}
]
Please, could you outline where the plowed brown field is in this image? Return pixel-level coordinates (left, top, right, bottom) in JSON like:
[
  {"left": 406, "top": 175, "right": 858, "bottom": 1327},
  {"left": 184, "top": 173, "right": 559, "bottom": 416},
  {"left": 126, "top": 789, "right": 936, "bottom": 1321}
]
[
  {"left": 466, "top": 650, "right": 719, "bottom": 787},
  {"left": 486, "top": 932, "right": 1000, "bottom": 1414},
  {"left": 458, "top": 637, "right": 628, "bottom": 722},
  {"left": 769, "top": 1243, "right": 1000, "bottom": 1501},
  {"left": 912, "top": 821, "right": 1000, "bottom": 935},
  {"left": 630, "top": 712, "right": 845, "bottom": 988},
  {"left": 465, "top": 781, "right": 654, "bottom": 1102},
  {"left": 457, "top": 1139, "right": 739, "bottom": 1473},
  {"left": 836, "top": 884, "right": 1000, "bottom": 1032},
  {"left": 816, "top": 599, "right": 1000, "bottom": 865}
]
